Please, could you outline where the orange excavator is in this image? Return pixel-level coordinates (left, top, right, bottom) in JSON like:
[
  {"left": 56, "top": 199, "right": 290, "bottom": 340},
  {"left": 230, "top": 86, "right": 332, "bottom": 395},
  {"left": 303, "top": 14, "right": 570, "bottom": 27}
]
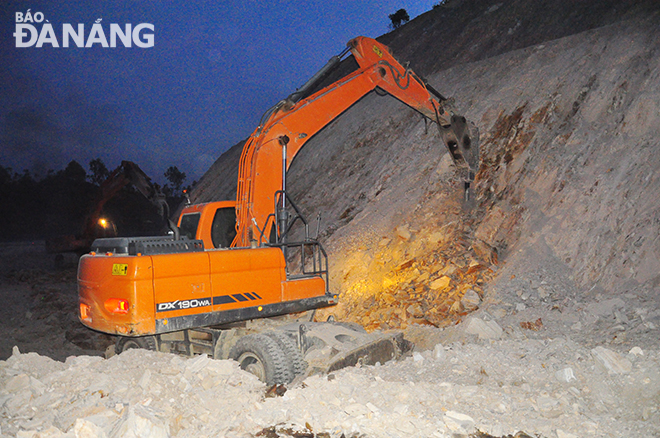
[{"left": 77, "top": 37, "right": 479, "bottom": 385}]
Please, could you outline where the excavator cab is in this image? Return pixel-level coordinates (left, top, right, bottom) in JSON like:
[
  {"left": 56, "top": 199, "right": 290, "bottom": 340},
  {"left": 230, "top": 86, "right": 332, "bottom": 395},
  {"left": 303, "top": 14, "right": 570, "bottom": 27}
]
[{"left": 178, "top": 201, "right": 237, "bottom": 249}]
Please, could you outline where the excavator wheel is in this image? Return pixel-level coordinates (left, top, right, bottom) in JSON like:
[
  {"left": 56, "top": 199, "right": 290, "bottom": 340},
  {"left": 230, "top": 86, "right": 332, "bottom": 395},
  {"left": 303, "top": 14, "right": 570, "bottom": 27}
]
[
  {"left": 229, "top": 334, "right": 293, "bottom": 385},
  {"left": 115, "top": 335, "right": 158, "bottom": 354},
  {"left": 266, "top": 331, "right": 307, "bottom": 378}
]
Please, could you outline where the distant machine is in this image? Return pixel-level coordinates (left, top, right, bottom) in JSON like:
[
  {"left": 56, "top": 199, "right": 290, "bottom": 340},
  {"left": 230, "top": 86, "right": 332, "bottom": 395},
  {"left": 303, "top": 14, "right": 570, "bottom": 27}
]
[{"left": 46, "top": 161, "right": 174, "bottom": 260}]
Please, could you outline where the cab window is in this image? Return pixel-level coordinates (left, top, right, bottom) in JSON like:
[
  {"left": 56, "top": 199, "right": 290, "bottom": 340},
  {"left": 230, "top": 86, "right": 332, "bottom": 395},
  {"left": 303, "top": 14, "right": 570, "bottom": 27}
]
[
  {"left": 211, "top": 207, "right": 237, "bottom": 248},
  {"left": 179, "top": 213, "right": 201, "bottom": 241}
]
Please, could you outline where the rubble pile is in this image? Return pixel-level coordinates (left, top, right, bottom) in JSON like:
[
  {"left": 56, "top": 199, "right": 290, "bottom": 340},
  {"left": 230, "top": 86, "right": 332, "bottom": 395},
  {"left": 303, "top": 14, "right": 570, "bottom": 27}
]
[
  {"left": 322, "top": 217, "right": 496, "bottom": 332},
  {"left": 2, "top": 331, "right": 658, "bottom": 438}
]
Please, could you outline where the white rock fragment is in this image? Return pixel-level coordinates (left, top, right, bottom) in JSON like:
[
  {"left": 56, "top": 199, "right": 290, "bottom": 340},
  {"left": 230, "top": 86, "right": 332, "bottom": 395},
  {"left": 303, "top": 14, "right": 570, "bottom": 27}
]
[
  {"left": 17, "top": 426, "right": 65, "bottom": 437},
  {"left": 490, "top": 307, "right": 508, "bottom": 319},
  {"left": 82, "top": 409, "right": 120, "bottom": 431},
  {"left": 465, "top": 317, "right": 503, "bottom": 339},
  {"left": 490, "top": 401, "right": 508, "bottom": 414},
  {"left": 185, "top": 353, "right": 210, "bottom": 373},
  {"left": 66, "top": 355, "right": 104, "bottom": 368},
  {"left": 412, "top": 352, "right": 424, "bottom": 362},
  {"left": 591, "top": 346, "right": 632, "bottom": 374},
  {"left": 5, "top": 373, "right": 31, "bottom": 392},
  {"left": 556, "top": 429, "right": 579, "bottom": 438},
  {"left": 461, "top": 289, "right": 481, "bottom": 311},
  {"left": 138, "top": 369, "right": 152, "bottom": 390},
  {"left": 555, "top": 367, "right": 576, "bottom": 383},
  {"left": 433, "top": 343, "right": 445, "bottom": 360},
  {"left": 443, "top": 411, "right": 475, "bottom": 434},
  {"left": 629, "top": 346, "right": 644, "bottom": 357},
  {"left": 395, "top": 420, "right": 416, "bottom": 434},
  {"left": 393, "top": 404, "right": 408, "bottom": 415},
  {"left": 74, "top": 418, "right": 108, "bottom": 438},
  {"left": 537, "top": 396, "right": 562, "bottom": 418},
  {"left": 537, "top": 286, "right": 549, "bottom": 299},
  {"left": 110, "top": 405, "right": 170, "bottom": 438}
]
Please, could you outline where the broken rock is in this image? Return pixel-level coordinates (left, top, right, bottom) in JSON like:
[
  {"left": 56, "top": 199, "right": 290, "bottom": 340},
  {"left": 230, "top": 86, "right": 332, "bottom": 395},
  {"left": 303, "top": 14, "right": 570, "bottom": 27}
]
[
  {"left": 430, "top": 276, "right": 451, "bottom": 291},
  {"left": 443, "top": 410, "right": 475, "bottom": 434},
  {"left": 461, "top": 289, "right": 481, "bottom": 311},
  {"left": 465, "top": 317, "right": 503, "bottom": 340},
  {"left": 396, "top": 225, "right": 412, "bottom": 240},
  {"left": 591, "top": 346, "right": 632, "bottom": 374},
  {"left": 554, "top": 367, "right": 576, "bottom": 383}
]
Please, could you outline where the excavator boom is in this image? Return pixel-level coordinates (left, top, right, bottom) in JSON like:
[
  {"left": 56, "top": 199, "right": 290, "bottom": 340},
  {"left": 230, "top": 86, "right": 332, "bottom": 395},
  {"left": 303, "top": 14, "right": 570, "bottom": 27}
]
[{"left": 233, "top": 36, "right": 478, "bottom": 247}]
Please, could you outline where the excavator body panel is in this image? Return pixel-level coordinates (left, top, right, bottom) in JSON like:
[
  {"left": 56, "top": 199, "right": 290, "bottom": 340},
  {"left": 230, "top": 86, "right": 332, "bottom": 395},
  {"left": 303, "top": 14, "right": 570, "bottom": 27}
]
[
  {"left": 78, "top": 246, "right": 331, "bottom": 336},
  {"left": 78, "top": 253, "right": 156, "bottom": 335},
  {"left": 79, "top": 202, "right": 332, "bottom": 336}
]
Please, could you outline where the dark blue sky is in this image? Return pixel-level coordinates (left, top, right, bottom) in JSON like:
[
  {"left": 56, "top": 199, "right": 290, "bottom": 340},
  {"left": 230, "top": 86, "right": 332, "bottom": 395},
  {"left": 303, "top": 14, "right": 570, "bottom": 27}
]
[{"left": 1, "top": 0, "right": 436, "bottom": 185}]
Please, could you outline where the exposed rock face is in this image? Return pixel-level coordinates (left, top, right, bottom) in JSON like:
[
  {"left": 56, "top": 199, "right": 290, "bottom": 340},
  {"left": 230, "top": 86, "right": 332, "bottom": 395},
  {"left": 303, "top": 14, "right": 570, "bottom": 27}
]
[{"left": 189, "top": 4, "right": 660, "bottom": 335}]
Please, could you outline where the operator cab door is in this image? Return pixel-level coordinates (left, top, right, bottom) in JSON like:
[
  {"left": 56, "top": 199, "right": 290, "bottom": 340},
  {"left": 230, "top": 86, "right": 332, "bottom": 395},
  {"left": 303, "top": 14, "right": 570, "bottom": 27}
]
[{"left": 210, "top": 207, "right": 236, "bottom": 248}]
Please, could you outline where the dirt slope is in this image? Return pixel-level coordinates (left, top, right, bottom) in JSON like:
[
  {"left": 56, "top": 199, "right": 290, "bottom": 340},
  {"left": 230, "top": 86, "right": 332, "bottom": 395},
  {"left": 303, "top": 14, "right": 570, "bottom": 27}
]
[
  {"left": 379, "top": 0, "right": 659, "bottom": 76},
  {"left": 189, "top": 0, "right": 660, "bottom": 205},
  {"left": 190, "top": 1, "right": 660, "bottom": 342}
]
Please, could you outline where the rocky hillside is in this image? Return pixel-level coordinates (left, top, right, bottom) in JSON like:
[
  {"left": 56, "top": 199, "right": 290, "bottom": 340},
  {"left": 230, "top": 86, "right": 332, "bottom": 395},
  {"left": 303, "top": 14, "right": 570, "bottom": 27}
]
[{"left": 190, "top": 0, "right": 660, "bottom": 338}]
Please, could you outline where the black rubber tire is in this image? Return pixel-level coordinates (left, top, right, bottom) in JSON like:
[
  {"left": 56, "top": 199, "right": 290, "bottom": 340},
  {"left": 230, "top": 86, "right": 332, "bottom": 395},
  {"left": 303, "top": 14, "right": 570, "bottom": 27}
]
[
  {"left": 116, "top": 336, "right": 158, "bottom": 354},
  {"left": 229, "top": 334, "right": 293, "bottom": 385},
  {"left": 266, "top": 330, "right": 307, "bottom": 378}
]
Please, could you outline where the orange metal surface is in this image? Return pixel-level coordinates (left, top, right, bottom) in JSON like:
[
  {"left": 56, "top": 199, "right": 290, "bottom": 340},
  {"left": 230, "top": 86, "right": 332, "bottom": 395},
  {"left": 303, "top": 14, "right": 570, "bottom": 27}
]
[
  {"left": 282, "top": 276, "right": 326, "bottom": 302},
  {"left": 208, "top": 246, "right": 284, "bottom": 311},
  {"left": 78, "top": 229, "right": 326, "bottom": 335},
  {"left": 152, "top": 251, "right": 212, "bottom": 319},
  {"left": 233, "top": 36, "right": 452, "bottom": 247},
  {"left": 178, "top": 200, "right": 236, "bottom": 249},
  {"left": 78, "top": 253, "right": 156, "bottom": 335}
]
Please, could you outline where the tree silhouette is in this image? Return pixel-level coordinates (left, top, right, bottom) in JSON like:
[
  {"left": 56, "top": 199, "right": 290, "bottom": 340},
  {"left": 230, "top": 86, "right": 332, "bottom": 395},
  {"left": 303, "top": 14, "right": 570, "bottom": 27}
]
[
  {"left": 63, "top": 160, "right": 87, "bottom": 183},
  {"left": 164, "top": 166, "right": 186, "bottom": 194},
  {"left": 88, "top": 158, "right": 110, "bottom": 186},
  {"left": 389, "top": 8, "right": 410, "bottom": 29}
]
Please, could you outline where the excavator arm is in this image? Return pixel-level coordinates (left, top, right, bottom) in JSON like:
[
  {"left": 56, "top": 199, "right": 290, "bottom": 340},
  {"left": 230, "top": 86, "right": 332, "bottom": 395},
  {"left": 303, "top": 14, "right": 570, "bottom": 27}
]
[{"left": 232, "top": 36, "right": 479, "bottom": 247}]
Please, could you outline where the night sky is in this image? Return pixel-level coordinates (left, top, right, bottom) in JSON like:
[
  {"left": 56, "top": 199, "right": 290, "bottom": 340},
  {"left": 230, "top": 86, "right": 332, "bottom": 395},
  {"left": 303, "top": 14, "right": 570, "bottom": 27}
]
[{"left": 1, "top": 1, "right": 437, "bottom": 185}]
